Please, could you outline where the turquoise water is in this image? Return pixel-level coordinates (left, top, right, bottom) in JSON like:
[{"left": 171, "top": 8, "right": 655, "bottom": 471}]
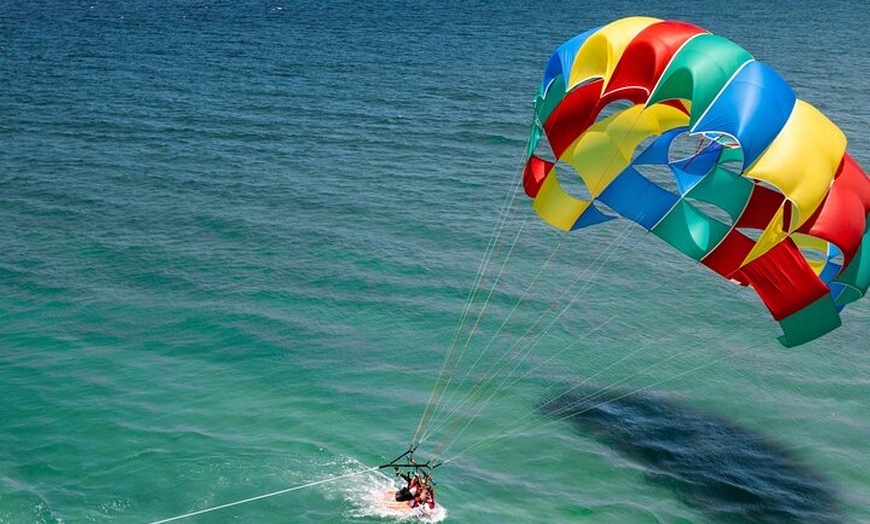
[{"left": 1, "top": 1, "right": 868, "bottom": 523}]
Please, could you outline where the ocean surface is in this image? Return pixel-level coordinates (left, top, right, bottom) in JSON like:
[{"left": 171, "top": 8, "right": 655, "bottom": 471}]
[{"left": 1, "top": 1, "right": 868, "bottom": 523}]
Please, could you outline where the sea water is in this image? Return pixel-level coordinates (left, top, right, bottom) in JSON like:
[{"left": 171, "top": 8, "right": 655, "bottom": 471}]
[{"left": 1, "top": 1, "right": 868, "bottom": 523}]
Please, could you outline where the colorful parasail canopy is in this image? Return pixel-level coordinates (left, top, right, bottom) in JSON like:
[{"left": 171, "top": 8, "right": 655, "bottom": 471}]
[{"left": 524, "top": 16, "right": 870, "bottom": 347}]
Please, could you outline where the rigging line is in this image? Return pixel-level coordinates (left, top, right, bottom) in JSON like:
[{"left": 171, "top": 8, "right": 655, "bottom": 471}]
[
  {"left": 421, "top": 220, "right": 640, "bottom": 450},
  {"left": 505, "top": 178, "right": 752, "bottom": 430},
  {"left": 443, "top": 334, "right": 773, "bottom": 466},
  {"left": 417, "top": 216, "right": 532, "bottom": 446},
  {"left": 569, "top": 223, "right": 761, "bottom": 361},
  {"left": 436, "top": 214, "right": 532, "bottom": 393},
  {"left": 532, "top": 281, "right": 749, "bottom": 417},
  {"left": 420, "top": 233, "right": 606, "bottom": 448},
  {"left": 434, "top": 292, "right": 648, "bottom": 459},
  {"left": 512, "top": 265, "right": 692, "bottom": 409},
  {"left": 437, "top": 258, "right": 665, "bottom": 455},
  {"left": 684, "top": 132, "right": 723, "bottom": 170},
  {"left": 473, "top": 290, "right": 775, "bottom": 454},
  {"left": 469, "top": 284, "right": 751, "bottom": 455},
  {"left": 420, "top": 224, "right": 565, "bottom": 432},
  {"left": 543, "top": 341, "right": 707, "bottom": 420},
  {"left": 459, "top": 219, "right": 635, "bottom": 390},
  {"left": 450, "top": 336, "right": 769, "bottom": 465},
  {"left": 423, "top": 132, "right": 533, "bottom": 366},
  {"left": 431, "top": 141, "right": 534, "bottom": 378},
  {"left": 445, "top": 133, "right": 537, "bottom": 357},
  {"left": 438, "top": 280, "right": 761, "bottom": 461},
  {"left": 421, "top": 223, "right": 637, "bottom": 452},
  {"left": 414, "top": 123, "right": 541, "bottom": 450},
  {"left": 410, "top": 167, "right": 528, "bottom": 448},
  {"left": 423, "top": 102, "right": 688, "bottom": 453},
  {"left": 144, "top": 467, "right": 378, "bottom": 524},
  {"left": 435, "top": 314, "right": 621, "bottom": 460},
  {"left": 448, "top": 163, "right": 528, "bottom": 351},
  {"left": 427, "top": 237, "right": 564, "bottom": 448},
  {"left": 411, "top": 154, "right": 521, "bottom": 440},
  {"left": 423, "top": 247, "right": 619, "bottom": 453},
  {"left": 431, "top": 314, "right": 618, "bottom": 460},
  {"left": 497, "top": 314, "right": 618, "bottom": 394}
]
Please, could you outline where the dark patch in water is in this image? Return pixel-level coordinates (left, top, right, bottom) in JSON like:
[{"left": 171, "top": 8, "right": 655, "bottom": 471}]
[{"left": 540, "top": 388, "right": 843, "bottom": 524}]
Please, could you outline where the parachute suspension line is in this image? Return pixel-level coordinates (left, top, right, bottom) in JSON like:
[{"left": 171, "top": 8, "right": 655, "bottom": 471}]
[
  {"left": 416, "top": 122, "right": 564, "bottom": 448},
  {"left": 428, "top": 221, "right": 646, "bottom": 458},
  {"left": 422, "top": 109, "right": 681, "bottom": 456},
  {"left": 144, "top": 466, "right": 378, "bottom": 524},
  {"left": 435, "top": 103, "right": 655, "bottom": 428},
  {"left": 416, "top": 216, "right": 532, "bottom": 446},
  {"left": 431, "top": 315, "right": 617, "bottom": 460},
  {"left": 411, "top": 217, "right": 523, "bottom": 451},
  {"left": 541, "top": 211, "right": 769, "bottom": 414},
  {"left": 436, "top": 254, "right": 763, "bottom": 462},
  {"left": 504, "top": 251, "right": 692, "bottom": 415},
  {"left": 527, "top": 278, "right": 747, "bottom": 410},
  {"left": 424, "top": 220, "right": 643, "bottom": 457},
  {"left": 461, "top": 332, "right": 769, "bottom": 463},
  {"left": 466, "top": 280, "right": 751, "bottom": 455},
  {"left": 495, "top": 175, "right": 728, "bottom": 423},
  {"left": 418, "top": 229, "right": 568, "bottom": 446},
  {"left": 496, "top": 289, "right": 776, "bottom": 455},
  {"left": 442, "top": 330, "right": 773, "bottom": 467},
  {"left": 410, "top": 157, "right": 529, "bottom": 450},
  {"left": 423, "top": 226, "right": 622, "bottom": 425}
]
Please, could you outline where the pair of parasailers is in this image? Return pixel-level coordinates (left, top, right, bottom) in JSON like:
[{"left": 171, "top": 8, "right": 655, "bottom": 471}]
[
  {"left": 378, "top": 447, "right": 441, "bottom": 515},
  {"left": 380, "top": 449, "right": 439, "bottom": 516}
]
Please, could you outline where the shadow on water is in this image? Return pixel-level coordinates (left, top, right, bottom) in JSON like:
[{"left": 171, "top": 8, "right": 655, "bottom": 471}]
[{"left": 540, "top": 388, "right": 843, "bottom": 524}]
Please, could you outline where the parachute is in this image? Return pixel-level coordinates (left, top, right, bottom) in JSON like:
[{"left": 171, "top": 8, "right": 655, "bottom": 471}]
[
  {"left": 524, "top": 17, "right": 870, "bottom": 347},
  {"left": 404, "top": 16, "right": 870, "bottom": 477}
]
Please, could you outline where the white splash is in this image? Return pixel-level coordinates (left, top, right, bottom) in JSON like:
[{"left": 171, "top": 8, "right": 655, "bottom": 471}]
[{"left": 325, "top": 457, "right": 447, "bottom": 522}]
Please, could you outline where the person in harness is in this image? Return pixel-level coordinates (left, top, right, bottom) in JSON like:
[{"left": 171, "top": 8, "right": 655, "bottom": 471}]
[
  {"left": 408, "top": 481, "right": 435, "bottom": 515},
  {"left": 394, "top": 469, "right": 421, "bottom": 502}
]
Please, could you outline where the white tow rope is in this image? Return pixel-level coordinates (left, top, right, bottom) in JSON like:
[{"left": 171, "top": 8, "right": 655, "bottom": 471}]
[{"left": 145, "top": 466, "right": 378, "bottom": 523}]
